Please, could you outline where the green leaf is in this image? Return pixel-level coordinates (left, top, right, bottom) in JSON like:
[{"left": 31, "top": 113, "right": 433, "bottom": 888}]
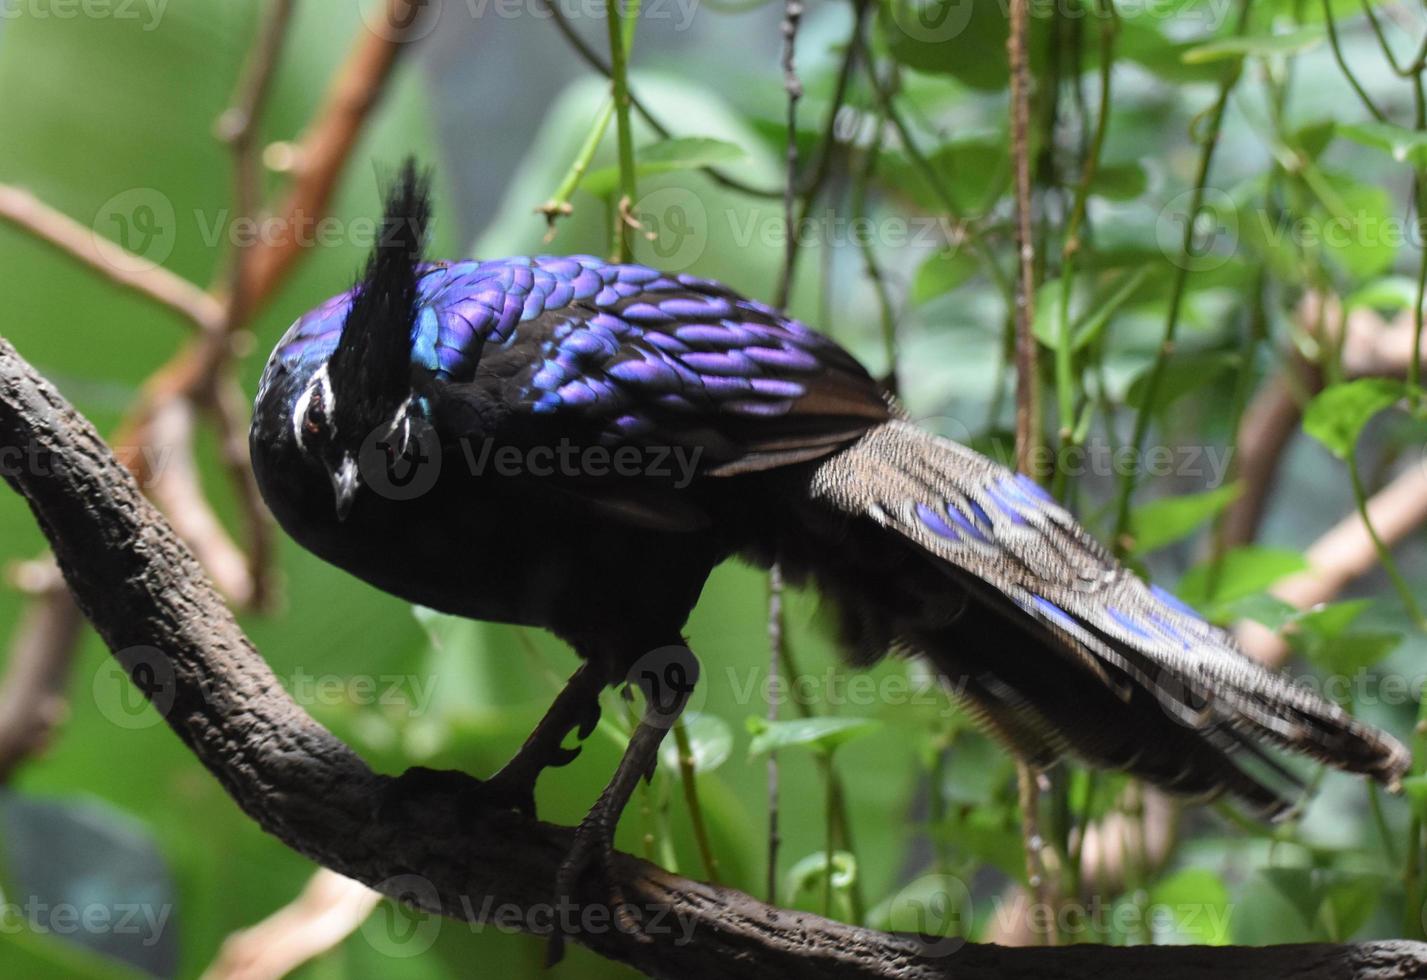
[
  {"left": 1114, "top": 18, "right": 1239, "bottom": 84},
  {"left": 660, "top": 712, "right": 733, "bottom": 776},
  {"left": 1125, "top": 351, "right": 1239, "bottom": 414},
  {"left": 1222, "top": 592, "right": 1301, "bottom": 632},
  {"left": 1259, "top": 868, "right": 1321, "bottom": 933},
  {"left": 786, "top": 850, "right": 858, "bottom": 897},
  {"left": 882, "top": 135, "right": 1009, "bottom": 216},
  {"left": 1129, "top": 483, "right": 1241, "bottom": 556},
  {"left": 746, "top": 715, "right": 881, "bottom": 757},
  {"left": 867, "top": 872, "right": 972, "bottom": 939},
  {"left": 1149, "top": 869, "right": 1232, "bottom": 945},
  {"left": 1319, "top": 871, "right": 1384, "bottom": 941},
  {"left": 1177, "top": 546, "right": 1308, "bottom": 609},
  {"left": 1345, "top": 275, "right": 1419, "bottom": 314},
  {"left": 1295, "top": 599, "right": 1372, "bottom": 639},
  {"left": 880, "top": 2, "right": 1048, "bottom": 91},
  {"left": 1032, "top": 277, "right": 1071, "bottom": 349},
  {"left": 1402, "top": 775, "right": 1427, "bottom": 819},
  {"left": 1340, "top": 121, "right": 1427, "bottom": 168},
  {"left": 1069, "top": 267, "right": 1152, "bottom": 352},
  {"left": 1183, "top": 26, "right": 1324, "bottom": 64},
  {"left": 582, "top": 137, "right": 745, "bottom": 195},
  {"left": 1091, "top": 162, "right": 1148, "bottom": 201},
  {"left": 914, "top": 247, "right": 979, "bottom": 303},
  {"left": 1302, "top": 630, "right": 1402, "bottom": 677},
  {"left": 1303, "top": 379, "right": 1408, "bottom": 459},
  {"left": 1294, "top": 120, "right": 1336, "bottom": 160},
  {"left": 1317, "top": 175, "right": 1398, "bottom": 279}
]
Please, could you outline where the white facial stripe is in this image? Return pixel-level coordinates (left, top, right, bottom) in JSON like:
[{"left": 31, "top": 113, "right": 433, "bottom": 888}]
[
  {"left": 292, "top": 364, "right": 335, "bottom": 443},
  {"left": 291, "top": 386, "right": 313, "bottom": 444},
  {"left": 379, "top": 395, "right": 415, "bottom": 449}
]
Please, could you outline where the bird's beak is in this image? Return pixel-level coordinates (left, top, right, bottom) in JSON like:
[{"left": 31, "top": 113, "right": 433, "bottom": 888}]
[{"left": 327, "top": 454, "right": 359, "bottom": 522}]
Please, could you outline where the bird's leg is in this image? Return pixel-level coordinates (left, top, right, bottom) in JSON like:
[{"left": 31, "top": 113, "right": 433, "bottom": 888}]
[
  {"left": 385, "top": 661, "right": 604, "bottom": 819},
  {"left": 477, "top": 660, "right": 605, "bottom": 814},
  {"left": 548, "top": 644, "right": 699, "bottom": 964}
]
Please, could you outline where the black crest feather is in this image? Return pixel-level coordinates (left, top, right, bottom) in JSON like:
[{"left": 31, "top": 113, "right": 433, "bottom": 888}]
[{"left": 329, "top": 158, "right": 433, "bottom": 420}]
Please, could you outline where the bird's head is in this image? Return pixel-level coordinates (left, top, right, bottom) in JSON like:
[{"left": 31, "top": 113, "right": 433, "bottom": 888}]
[{"left": 269, "top": 159, "right": 435, "bottom": 522}]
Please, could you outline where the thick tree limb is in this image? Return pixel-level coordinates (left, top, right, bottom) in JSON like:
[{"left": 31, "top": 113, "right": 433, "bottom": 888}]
[{"left": 2, "top": 335, "right": 1425, "bottom": 978}]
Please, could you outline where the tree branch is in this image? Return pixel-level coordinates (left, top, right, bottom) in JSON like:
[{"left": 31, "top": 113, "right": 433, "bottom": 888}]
[{"left": 5, "top": 340, "right": 1427, "bottom": 977}]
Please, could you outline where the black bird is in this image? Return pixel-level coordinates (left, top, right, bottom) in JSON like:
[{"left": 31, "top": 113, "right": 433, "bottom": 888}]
[{"left": 250, "top": 162, "right": 1409, "bottom": 937}]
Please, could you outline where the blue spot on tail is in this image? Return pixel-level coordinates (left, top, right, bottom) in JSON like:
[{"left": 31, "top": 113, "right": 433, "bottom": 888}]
[
  {"left": 916, "top": 503, "right": 961, "bottom": 543},
  {"left": 1030, "top": 595, "right": 1079, "bottom": 633},
  {"left": 1151, "top": 584, "right": 1200, "bottom": 620},
  {"left": 1107, "top": 606, "right": 1155, "bottom": 640},
  {"left": 945, "top": 501, "right": 990, "bottom": 543}
]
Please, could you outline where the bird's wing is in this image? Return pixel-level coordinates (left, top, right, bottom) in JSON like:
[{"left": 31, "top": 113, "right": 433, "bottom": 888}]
[{"left": 436, "top": 269, "right": 892, "bottom": 479}]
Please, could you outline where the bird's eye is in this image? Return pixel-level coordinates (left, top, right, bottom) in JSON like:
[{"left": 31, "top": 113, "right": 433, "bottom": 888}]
[{"left": 302, "top": 398, "right": 326, "bottom": 437}]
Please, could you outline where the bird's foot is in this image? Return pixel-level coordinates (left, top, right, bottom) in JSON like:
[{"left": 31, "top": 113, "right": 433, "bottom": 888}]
[
  {"left": 379, "top": 765, "right": 539, "bottom": 821},
  {"left": 547, "top": 802, "right": 647, "bottom": 965}
]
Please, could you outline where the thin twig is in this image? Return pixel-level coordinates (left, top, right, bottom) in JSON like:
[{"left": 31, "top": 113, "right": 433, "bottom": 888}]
[
  {"left": 605, "top": 0, "right": 639, "bottom": 262},
  {"left": 240, "top": 0, "right": 419, "bottom": 306},
  {"left": 1052, "top": 0, "right": 1119, "bottom": 493},
  {"left": 765, "top": 563, "right": 784, "bottom": 905},
  {"left": 1322, "top": 0, "right": 1388, "bottom": 122},
  {"left": 773, "top": 0, "right": 869, "bottom": 306},
  {"left": 855, "top": 38, "right": 1012, "bottom": 298},
  {"left": 850, "top": 106, "right": 898, "bottom": 393},
  {"left": 216, "top": 0, "right": 296, "bottom": 329},
  {"left": 1110, "top": 0, "right": 1250, "bottom": 548},
  {"left": 672, "top": 719, "right": 720, "bottom": 883},
  {"left": 536, "top": 0, "right": 780, "bottom": 200},
  {"left": 208, "top": 372, "right": 276, "bottom": 610},
  {"left": 1008, "top": 0, "right": 1041, "bottom": 479},
  {"left": 775, "top": 0, "right": 804, "bottom": 306},
  {"left": 0, "top": 184, "right": 225, "bottom": 334},
  {"left": 537, "top": 97, "right": 615, "bottom": 238}
]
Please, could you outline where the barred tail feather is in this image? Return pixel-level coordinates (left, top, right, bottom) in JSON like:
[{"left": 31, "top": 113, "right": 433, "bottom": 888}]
[{"left": 810, "top": 420, "right": 1410, "bottom": 817}]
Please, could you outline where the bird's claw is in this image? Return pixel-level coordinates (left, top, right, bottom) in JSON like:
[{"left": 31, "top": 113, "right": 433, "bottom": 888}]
[
  {"left": 547, "top": 809, "right": 646, "bottom": 965},
  {"left": 545, "top": 742, "right": 583, "bottom": 769},
  {"left": 576, "top": 697, "right": 602, "bottom": 741}
]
